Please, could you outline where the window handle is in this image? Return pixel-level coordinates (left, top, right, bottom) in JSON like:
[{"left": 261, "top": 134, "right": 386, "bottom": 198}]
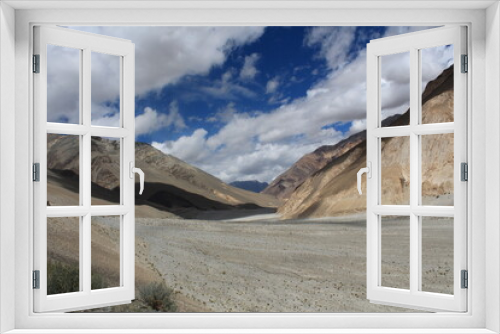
[
  {"left": 357, "top": 162, "right": 372, "bottom": 195},
  {"left": 129, "top": 162, "right": 145, "bottom": 195}
]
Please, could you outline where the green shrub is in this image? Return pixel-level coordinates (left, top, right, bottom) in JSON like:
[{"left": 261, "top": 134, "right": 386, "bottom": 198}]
[
  {"left": 47, "top": 259, "right": 178, "bottom": 313},
  {"left": 47, "top": 260, "right": 80, "bottom": 295},
  {"left": 47, "top": 259, "right": 112, "bottom": 294},
  {"left": 139, "top": 281, "right": 177, "bottom": 312}
]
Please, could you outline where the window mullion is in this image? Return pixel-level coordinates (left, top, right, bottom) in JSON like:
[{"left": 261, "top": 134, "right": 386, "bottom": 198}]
[
  {"left": 409, "top": 47, "right": 420, "bottom": 294},
  {"left": 82, "top": 47, "right": 92, "bottom": 294}
]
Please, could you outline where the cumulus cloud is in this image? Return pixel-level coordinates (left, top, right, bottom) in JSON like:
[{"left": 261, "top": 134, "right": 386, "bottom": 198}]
[
  {"left": 348, "top": 119, "right": 367, "bottom": 136},
  {"left": 421, "top": 44, "right": 454, "bottom": 87},
  {"left": 49, "top": 26, "right": 266, "bottom": 124},
  {"left": 240, "top": 53, "right": 260, "bottom": 80},
  {"left": 136, "top": 102, "right": 186, "bottom": 136},
  {"left": 152, "top": 128, "right": 209, "bottom": 164},
  {"left": 304, "top": 26, "right": 357, "bottom": 70}
]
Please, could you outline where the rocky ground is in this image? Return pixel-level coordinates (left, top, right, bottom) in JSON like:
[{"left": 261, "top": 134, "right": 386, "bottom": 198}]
[{"left": 134, "top": 215, "right": 453, "bottom": 313}]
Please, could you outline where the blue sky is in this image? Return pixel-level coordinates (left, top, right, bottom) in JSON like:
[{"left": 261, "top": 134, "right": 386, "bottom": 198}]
[{"left": 48, "top": 26, "right": 451, "bottom": 183}]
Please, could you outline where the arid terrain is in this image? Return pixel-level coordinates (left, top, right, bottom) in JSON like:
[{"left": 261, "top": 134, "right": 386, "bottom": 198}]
[{"left": 134, "top": 214, "right": 452, "bottom": 312}]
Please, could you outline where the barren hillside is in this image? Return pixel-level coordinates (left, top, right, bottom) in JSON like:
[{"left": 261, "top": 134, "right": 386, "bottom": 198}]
[
  {"left": 278, "top": 65, "right": 454, "bottom": 219},
  {"left": 47, "top": 136, "right": 279, "bottom": 219}
]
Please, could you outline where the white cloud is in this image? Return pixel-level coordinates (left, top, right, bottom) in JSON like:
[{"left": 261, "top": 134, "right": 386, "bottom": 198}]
[
  {"left": 240, "top": 53, "right": 260, "bottom": 80},
  {"left": 348, "top": 119, "right": 367, "bottom": 136},
  {"left": 135, "top": 102, "right": 186, "bottom": 136},
  {"left": 304, "top": 27, "right": 357, "bottom": 70},
  {"left": 265, "top": 77, "right": 280, "bottom": 94},
  {"left": 200, "top": 78, "right": 256, "bottom": 100},
  {"left": 91, "top": 109, "right": 121, "bottom": 127},
  {"left": 421, "top": 45, "right": 454, "bottom": 88},
  {"left": 46, "top": 45, "right": 81, "bottom": 123},
  {"left": 153, "top": 128, "right": 209, "bottom": 164},
  {"left": 206, "top": 102, "right": 238, "bottom": 124}
]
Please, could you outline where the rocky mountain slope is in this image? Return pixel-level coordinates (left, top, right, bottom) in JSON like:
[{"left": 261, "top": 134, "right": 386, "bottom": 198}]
[
  {"left": 47, "top": 136, "right": 279, "bottom": 218},
  {"left": 262, "top": 115, "right": 400, "bottom": 201},
  {"left": 262, "top": 130, "right": 366, "bottom": 201},
  {"left": 278, "top": 65, "right": 454, "bottom": 219}
]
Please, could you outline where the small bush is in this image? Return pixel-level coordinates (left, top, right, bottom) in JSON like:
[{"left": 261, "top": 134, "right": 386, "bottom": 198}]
[
  {"left": 47, "top": 259, "right": 178, "bottom": 313},
  {"left": 139, "top": 281, "right": 177, "bottom": 312},
  {"left": 47, "top": 260, "right": 79, "bottom": 295},
  {"left": 91, "top": 272, "right": 106, "bottom": 290},
  {"left": 47, "top": 259, "right": 112, "bottom": 294}
]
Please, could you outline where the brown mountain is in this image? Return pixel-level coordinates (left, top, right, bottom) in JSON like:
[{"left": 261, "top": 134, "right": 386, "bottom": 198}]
[
  {"left": 261, "top": 130, "right": 366, "bottom": 201},
  {"left": 278, "top": 65, "right": 454, "bottom": 219},
  {"left": 47, "top": 135, "right": 279, "bottom": 219}
]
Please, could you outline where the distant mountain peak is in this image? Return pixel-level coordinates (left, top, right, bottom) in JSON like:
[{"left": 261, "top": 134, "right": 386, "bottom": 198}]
[{"left": 230, "top": 180, "right": 269, "bottom": 193}]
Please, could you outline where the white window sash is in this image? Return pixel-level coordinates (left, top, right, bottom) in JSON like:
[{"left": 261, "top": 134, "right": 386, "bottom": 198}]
[
  {"left": 32, "top": 25, "right": 136, "bottom": 313},
  {"left": 366, "top": 26, "right": 467, "bottom": 312}
]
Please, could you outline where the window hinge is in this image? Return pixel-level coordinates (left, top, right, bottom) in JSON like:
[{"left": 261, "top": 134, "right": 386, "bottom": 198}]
[
  {"left": 33, "top": 270, "right": 40, "bottom": 289},
  {"left": 461, "top": 162, "right": 468, "bottom": 181},
  {"left": 461, "top": 54, "right": 468, "bottom": 73},
  {"left": 461, "top": 270, "right": 468, "bottom": 289},
  {"left": 33, "top": 54, "right": 40, "bottom": 73},
  {"left": 33, "top": 163, "right": 40, "bottom": 182}
]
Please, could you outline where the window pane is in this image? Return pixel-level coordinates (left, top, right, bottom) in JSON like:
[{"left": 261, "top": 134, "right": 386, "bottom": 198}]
[
  {"left": 91, "top": 137, "right": 121, "bottom": 205},
  {"left": 421, "top": 45, "right": 454, "bottom": 124},
  {"left": 91, "top": 216, "right": 121, "bottom": 290},
  {"left": 421, "top": 133, "right": 454, "bottom": 206},
  {"left": 47, "top": 217, "right": 80, "bottom": 295},
  {"left": 381, "top": 216, "right": 410, "bottom": 290},
  {"left": 47, "top": 45, "right": 80, "bottom": 124},
  {"left": 380, "top": 52, "right": 410, "bottom": 127},
  {"left": 47, "top": 134, "right": 80, "bottom": 206},
  {"left": 91, "top": 52, "right": 121, "bottom": 127},
  {"left": 381, "top": 136, "right": 410, "bottom": 205},
  {"left": 421, "top": 217, "right": 453, "bottom": 294}
]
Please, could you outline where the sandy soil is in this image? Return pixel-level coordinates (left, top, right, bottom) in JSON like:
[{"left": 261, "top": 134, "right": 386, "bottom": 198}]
[{"left": 135, "top": 216, "right": 453, "bottom": 313}]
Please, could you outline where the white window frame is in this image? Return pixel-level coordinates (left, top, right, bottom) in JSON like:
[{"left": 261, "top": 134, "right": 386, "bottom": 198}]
[
  {"left": 33, "top": 25, "right": 136, "bottom": 312},
  {"left": 1, "top": 1, "right": 499, "bottom": 333},
  {"left": 365, "top": 26, "right": 468, "bottom": 312}
]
